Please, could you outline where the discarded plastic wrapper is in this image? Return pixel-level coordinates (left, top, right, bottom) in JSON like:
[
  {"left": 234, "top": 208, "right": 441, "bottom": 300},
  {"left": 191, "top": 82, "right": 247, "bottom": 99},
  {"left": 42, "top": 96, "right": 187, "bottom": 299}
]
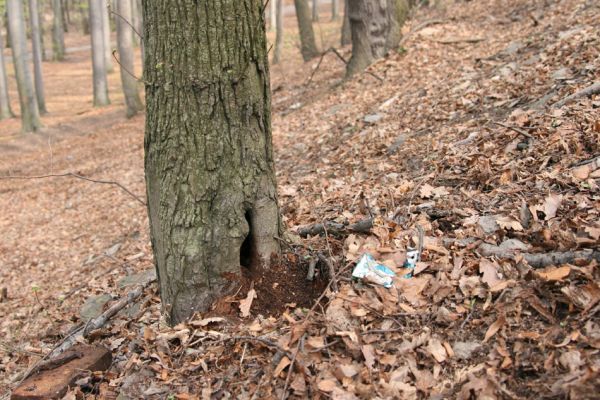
[
  {"left": 352, "top": 253, "right": 396, "bottom": 288},
  {"left": 403, "top": 248, "right": 419, "bottom": 278}
]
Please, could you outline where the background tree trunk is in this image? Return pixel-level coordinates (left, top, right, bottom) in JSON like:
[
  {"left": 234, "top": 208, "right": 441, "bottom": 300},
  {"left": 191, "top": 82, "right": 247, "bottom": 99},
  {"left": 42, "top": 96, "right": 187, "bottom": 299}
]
[
  {"left": 312, "top": 0, "right": 319, "bottom": 22},
  {"left": 269, "top": 0, "right": 276, "bottom": 32},
  {"left": 63, "top": 0, "right": 71, "bottom": 28},
  {"left": 294, "top": 0, "right": 319, "bottom": 61},
  {"left": 144, "top": 0, "right": 281, "bottom": 325},
  {"left": 346, "top": 0, "right": 409, "bottom": 77},
  {"left": 7, "top": 0, "right": 41, "bottom": 132},
  {"left": 52, "top": 0, "right": 66, "bottom": 60},
  {"left": 273, "top": 0, "right": 284, "bottom": 64},
  {"left": 331, "top": 0, "right": 339, "bottom": 21},
  {"left": 116, "top": 0, "right": 141, "bottom": 117},
  {"left": 89, "top": 0, "right": 109, "bottom": 106},
  {"left": 340, "top": 0, "right": 351, "bottom": 46},
  {"left": 79, "top": 0, "right": 90, "bottom": 34},
  {"left": 0, "top": 18, "right": 15, "bottom": 120},
  {"left": 100, "top": 0, "right": 113, "bottom": 72},
  {"left": 28, "top": 0, "right": 47, "bottom": 114},
  {"left": 38, "top": 2, "right": 49, "bottom": 61}
]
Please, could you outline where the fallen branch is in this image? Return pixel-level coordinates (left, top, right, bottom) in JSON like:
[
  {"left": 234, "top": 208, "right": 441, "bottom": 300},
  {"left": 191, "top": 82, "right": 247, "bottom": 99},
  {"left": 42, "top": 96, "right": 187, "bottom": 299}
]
[
  {"left": 399, "top": 19, "right": 445, "bottom": 46},
  {"left": 318, "top": 253, "right": 338, "bottom": 292},
  {"left": 47, "top": 279, "right": 154, "bottom": 360},
  {"left": 492, "top": 121, "right": 535, "bottom": 140},
  {"left": 0, "top": 173, "right": 146, "bottom": 206},
  {"left": 306, "top": 47, "right": 383, "bottom": 85},
  {"left": 478, "top": 243, "right": 600, "bottom": 268},
  {"left": 436, "top": 37, "right": 485, "bottom": 44},
  {"left": 297, "top": 218, "right": 373, "bottom": 237},
  {"left": 553, "top": 81, "right": 600, "bottom": 108}
]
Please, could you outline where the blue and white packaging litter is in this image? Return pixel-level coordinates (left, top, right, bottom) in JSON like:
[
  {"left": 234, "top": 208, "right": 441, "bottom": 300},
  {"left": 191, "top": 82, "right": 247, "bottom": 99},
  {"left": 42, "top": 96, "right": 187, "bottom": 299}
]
[
  {"left": 403, "top": 248, "right": 419, "bottom": 278},
  {"left": 352, "top": 253, "right": 396, "bottom": 288}
]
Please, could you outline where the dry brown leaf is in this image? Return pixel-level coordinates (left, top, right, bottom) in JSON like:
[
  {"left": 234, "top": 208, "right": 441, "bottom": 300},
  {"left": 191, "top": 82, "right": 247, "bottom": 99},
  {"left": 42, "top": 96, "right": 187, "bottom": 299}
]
[
  {"left": 362, "top": 344, "right": 376, "bottom": 369},
  {"left": 291, "top": 374, "right": 307, "bottom": 395},
  {"left": 274, "top": 356, "right": 291, "bottom": 376},
  {"left": 536, "top": 265, "right": 571, "bottom": 281},
  {"left": 317, "top": 379, "right": 338, "bottom": 392},
  {"left": 483, "top": 315, "right": 506, "bottom": 343},
  {"left": 543, "top": 193, "right": 563, "bottom": 219},
  {"left": 239, "top": 288, "right": 256, "bottom": 318},
  {"left": 495, "top": 215, "right": 523, "bottom": 231},
  {"left": 426, "top": 338, "right": 447, "bottom": 363},
  {"left": 479, "top": 259, "right": 503, "bottom": 287}
]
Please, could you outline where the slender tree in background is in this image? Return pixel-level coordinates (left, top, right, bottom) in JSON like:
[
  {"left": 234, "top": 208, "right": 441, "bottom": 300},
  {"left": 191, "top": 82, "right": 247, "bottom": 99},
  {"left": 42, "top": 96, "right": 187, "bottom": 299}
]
[
  {"left": 79, "top": 0, "right": 90, "bottom": 34},
  {"left": 341, "top": 0, "right": 351, "bottom": 46},
  {"left": 312, "top": 0, "right": 319, "bottom": 22},
  {"left": 28, "top": 0, "right": 47, "bottom": 114},
  {"left": 52, "top": 0, "right": 66, "bottom": 60},
  {"left": 130, "top": 0, "right": 141, "bottom": 46},
  {"left": 144, "top": 0, "right": 281, "bottom": 325},
  {"left": 100, "top": 0, "right": 113, "bottom": 72},
  {"left": 63, "top": 0, "right": 71, "bottom": 28},
  {"left": 38, "top": 3, "right": 49, "bottom": 61},
  {"left": 269, "top": 0, "right": 276, "bottom": 32},
  {"left": 331, "top": 0, "right": 339, "bottom": 21},
  {"left": 294, "top": 0, "right": 319, "bottom": 61},
  {"left": 346, "top": 0, "right": 408, "bottom": 77},
  {"left": 135, "top": 0, "right": 144, "bottom": 65},
  {"left": 0, "top": 18, "right": 15, "bottom": 120},
  {"left": 273, "top": 0, "right": 284, "bottom": 64},
  {"left": 89, "top": 0, "right": 109, "bottom": 106},
  {"left": 7, "top": 0, "right": 41, "bottom": 132},
  {"left": 116, "top": 0, "right": 141, "bottom": 117}
]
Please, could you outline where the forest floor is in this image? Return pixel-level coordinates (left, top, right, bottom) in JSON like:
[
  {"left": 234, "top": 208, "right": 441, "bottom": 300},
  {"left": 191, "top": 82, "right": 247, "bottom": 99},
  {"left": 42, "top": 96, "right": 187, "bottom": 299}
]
[{"left": 1, "top": 0, "right": 599, "bottom": 399}]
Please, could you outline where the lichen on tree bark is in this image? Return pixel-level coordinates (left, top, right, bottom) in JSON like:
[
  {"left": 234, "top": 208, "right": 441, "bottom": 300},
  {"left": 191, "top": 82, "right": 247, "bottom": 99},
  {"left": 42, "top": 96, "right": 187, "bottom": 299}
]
[{"left": 143, "top": 0, "right": 281, "bottom": 325}]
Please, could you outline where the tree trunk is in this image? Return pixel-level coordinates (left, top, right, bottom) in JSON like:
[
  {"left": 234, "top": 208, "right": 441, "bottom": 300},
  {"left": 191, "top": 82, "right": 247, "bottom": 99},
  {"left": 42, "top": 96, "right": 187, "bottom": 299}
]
[
  {"left": 346, "top": 0, "right": 409, "bottom": 77},
  {"left": 0, "top": 18, "right": 15, "bottom": 120},
  {"left": 312, "top": 0, "right": 319, "bottom": 22},
  {"left": 52, "top": 0, "right": 66, "bottom": 60},
  {"left": 269, "top": 0, "right": 276, "bottom": 32},
  {"left": 130, "top": 0, "right": 141, "bottom": 46},
  {"left": 331, "top": 0, "right": 339, "bottom": 21},
  {"left": 340, "top": 0, "right": 351, "bottom": 46},
  {"left": 38, "top": 2, "right": 49, "bottom": 61},
  {"left": 100, "top": 0, "right": 113, "bottom": 72},
  {"left": 7, "top": 0, "right": 41, "bottom": 132},
  {"left": 116, "top": 0, "right": 142, "bottom": 118},
  {"left": 28, "top": 0, "right": 47, "bottom": 114},
  {"left": 79, "top": 0, "right": 90, "bottom": 34},
  {"left": 144, "top": 0, "right": 281, "bottom": 325},
  {"left": 273, "top": 0, "right": 284, "bottom": 64},
  {"left": 63, "top": 0, "right": 71, "bottom": 28},
  {"left": 294, "top": 0, "right": 319, "bottom": 61},
  {"left": 89, "top": 0, "right": 109, "bottom": 106},
  {"left": 135, "top": 0, "right": 144, "bottom": 66}
]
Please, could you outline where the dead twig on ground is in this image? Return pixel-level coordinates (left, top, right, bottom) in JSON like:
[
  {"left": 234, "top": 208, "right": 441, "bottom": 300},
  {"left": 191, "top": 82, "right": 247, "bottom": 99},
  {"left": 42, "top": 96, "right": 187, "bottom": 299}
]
[
  {"left": 478, "top": 243, "right": 600, "bottom": 268},
  {"left": 317, "top": 252, "right": 338, "bottom": 292},
  {"left": 306, "top": 47, "right": 384, "bottom": 85},
  {"left": 492, "top": 121, "right": 535, "bottom": 140},
  {"left": 399, "top": 19, "right": 445, "bottom": 47},
  {"left": 297, "top": 218, "right": 373, "bottom": 237},
  {"left": 281, "top": 333, "right": 306, "bottom": 400},
  {"left": 553, "top": 81, "right": 600, "bottom": 108},
  {"left": 0, "top": 172, "right": 146, "bottom": 206}
]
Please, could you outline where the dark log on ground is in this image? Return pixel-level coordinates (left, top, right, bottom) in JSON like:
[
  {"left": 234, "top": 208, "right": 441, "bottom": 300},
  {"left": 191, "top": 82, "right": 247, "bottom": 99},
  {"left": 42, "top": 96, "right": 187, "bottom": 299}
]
[{"left": 297, "top": 218, "right": 373, "bottom": 237}]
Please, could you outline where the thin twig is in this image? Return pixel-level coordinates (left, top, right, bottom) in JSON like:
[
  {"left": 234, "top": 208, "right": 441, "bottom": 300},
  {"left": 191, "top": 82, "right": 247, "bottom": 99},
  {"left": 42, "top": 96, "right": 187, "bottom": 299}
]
[
  {"left": 281, "top": 333, "right": 306, "bottom": 400},
  {"left": 0, "top": 173, "right": 146, "bottom": 206},
  {"left": 112, "top": 50, "right": 146, "bottom": 83},
  {"left": 492, "top": 121, "right": 535, "bottom": 140},
  {"left": 109, "top": 7, "right": 143, "bottom": 40}
]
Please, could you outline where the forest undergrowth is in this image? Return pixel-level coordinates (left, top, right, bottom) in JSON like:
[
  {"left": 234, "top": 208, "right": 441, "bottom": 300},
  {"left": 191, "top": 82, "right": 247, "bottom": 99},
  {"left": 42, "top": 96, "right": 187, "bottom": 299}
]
[{"left": 1, "top": 0, "right": 599, "bottom": 398}]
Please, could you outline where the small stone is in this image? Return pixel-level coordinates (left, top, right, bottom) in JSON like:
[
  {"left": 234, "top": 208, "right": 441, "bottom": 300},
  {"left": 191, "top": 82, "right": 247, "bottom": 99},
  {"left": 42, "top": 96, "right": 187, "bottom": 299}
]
[
  {"left": 117, "top": 269, "right": 156, "bottom": 288},
  {"left": 478, "top": 215, "right": 499, "bottom": 235},
  {"left": 452, "top": 341, "right": 482, "bottom": 360},
  {"left": 363, "top": 113, "right": 383, "bottom": 124},
  {"left": 80, "top": 294, "right": 112, "bottom": 320}
]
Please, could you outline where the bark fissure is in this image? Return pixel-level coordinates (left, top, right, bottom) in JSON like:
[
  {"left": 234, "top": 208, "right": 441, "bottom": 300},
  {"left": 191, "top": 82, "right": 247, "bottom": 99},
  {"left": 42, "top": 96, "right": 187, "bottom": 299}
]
[{"left": 144, "top": 0, "right": 280, "bottom": 325}]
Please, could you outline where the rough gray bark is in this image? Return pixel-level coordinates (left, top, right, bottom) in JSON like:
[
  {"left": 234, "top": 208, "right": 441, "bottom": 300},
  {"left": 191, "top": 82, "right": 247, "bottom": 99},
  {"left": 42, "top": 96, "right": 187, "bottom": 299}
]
[
  {"left": 0, "top": 18, "right": 15, "bottom": 119},
  {"left": 144, "top": 0, "right": 282, "bottom": 325},
  {"left": 100, "top": 0, "right": 113, "bottom": 72},
  {"left": 346, "top": 0, "right": 407, "bottom": 77},
  {"left": 89, "top": 0, "right": 109, "bottom": 106},
  {"left": 28, "top": 0, "right": 47, "bottom": 114},
  {"left": 116, "top": 0, "right": 142, "bottom": 117},
  {"left": 52, "top": 0, "right": 66, "bottom": 60},
  {"left": 294, "top": 0, "right": 319, "bottom": 61},
  {"left": 7, "top": 0, "right": 41, "bottom": 132},
  {"left": 273, "top": 0, "right": 284, "bottom": 64},
  {"left": 331, "top": 0, "right": 339, "bottom": 21},
  {"left": 312, "top": 0, "right": 319, "bottom": 22},
  {"left": 341, "top": 0, "right": 351, "bottom": 46}
]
